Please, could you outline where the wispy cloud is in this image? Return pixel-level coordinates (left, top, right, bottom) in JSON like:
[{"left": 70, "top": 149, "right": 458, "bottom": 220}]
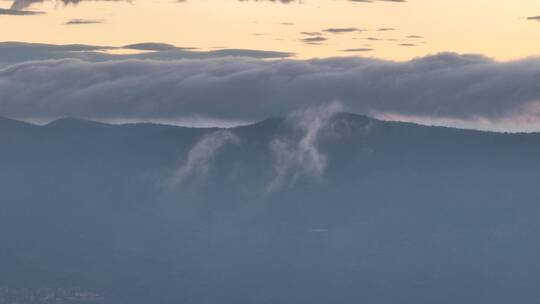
[
  {"left": 238, "top": 0, "right": 296, "bottom": 3},
  {"left": 341, "top": 48, "right": 375, "bottom": 52},
  {"left": 301, "top": 31, "right": 323, "bottom": 36},
  {"left": 0, "top": 42, "right": 292, "bottom": 66},
  {"left": 349, "top": 0, "right": 406, "bottom": 3},
  {"left": 171, "top": 130, "right": 239, "bottom": 186},
  {"left": 65, "top": 19, "right": 105, "bottom": 25},
  {"left": 267, "top": 102, "right": 343, "bottom": 193},
  {"left": 0, "top": 7, "right": 43, "bottom": 15},
  {"left": 10, "top": 0, "right": 126, "bottom": 10},
  {"left": 323, "top": 27, "right": 363, "bottom": 34},
  {"left": 300, "top": 36, "right": 327, "bottom": 44},
  {"left": 123, "top": 42, "right": 189, "bottom": 51}
]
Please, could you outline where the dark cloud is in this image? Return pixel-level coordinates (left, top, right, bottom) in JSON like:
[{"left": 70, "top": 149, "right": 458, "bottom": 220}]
[
  {"left": 10, "top": 0, "right": 41, "bottom": 10},
  {"left": 528, "top": 16, "right": 540, "bottom": 21},
  {"left": 0, "top": 7, "right": 43, "bottom": 14},
  {"left": 377, "top": 27, "right": 395, "bottom": 31},
  {"left": 365, "top": 37, "right": 381, "bottom": 41},
  {"left": 10, "top": 0, "right": 126, "bottom": 10},
  {"left": 300, "top": 36, "right": 328, "bottom": 44},
  {"left": 341, "top": 48, "right": 375, "bottom": 52},
  {"left": 2, "top": 51, "right": 540, "bottom": 130},
  {"left": 301, "top": 31, "right": 322, "bottom": 36},
  {"left": 349, "top": 0, "right": 405, "bottom": 3},
  {"left": 123, "top": 42, "right": 195, "bottom": 51},
  {"left": 65, "top": 18, "right": 104, "bottom": 25},
  {"left": 60, "top": 0, "right": 125, "bottom": 4},
  {"left": 238, "top": 0, "right": 296, "bottom": 3},
  {"left": 406, "top": 35, "right": 424, "bottom": 38},
  {"left": 323, "top": 27, "right": 363, "bottom": 34},
  {"left": 0, "top": 42, "right": 292, "bottom": 67},
  {"left": 399, "top": 43, "right": 417, "bottom": 46}
]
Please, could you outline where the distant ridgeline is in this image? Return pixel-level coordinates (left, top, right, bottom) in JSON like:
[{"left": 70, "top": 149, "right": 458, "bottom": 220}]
[{"left": 1, "top": 113, "right": 540, "bottom": 304}]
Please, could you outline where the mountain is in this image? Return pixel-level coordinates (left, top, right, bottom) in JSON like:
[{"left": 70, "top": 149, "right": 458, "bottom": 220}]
[{"left": 1, "top": 113, "right": 540, "bottom": 304}]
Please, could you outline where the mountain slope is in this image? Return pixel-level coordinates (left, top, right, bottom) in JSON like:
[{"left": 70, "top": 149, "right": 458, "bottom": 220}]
[{"left": 1, "top": 114, "right": 540, "bottom": 304}]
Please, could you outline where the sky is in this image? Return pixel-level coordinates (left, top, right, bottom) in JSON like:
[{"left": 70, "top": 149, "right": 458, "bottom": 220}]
[
  {"left": 1, "top": 0, "right": 540, "bottom": 131},
  {"left": 1, "top": 0, "right": 540, "bottom": 60}
]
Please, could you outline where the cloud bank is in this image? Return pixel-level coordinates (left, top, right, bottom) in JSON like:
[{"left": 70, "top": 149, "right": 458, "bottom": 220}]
[{"left": 2, "top": 52, "right": 540, "bottom": 130}]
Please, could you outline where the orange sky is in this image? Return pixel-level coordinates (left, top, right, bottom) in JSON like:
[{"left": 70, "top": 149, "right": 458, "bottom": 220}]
[{"left": 1, "top": 0, "right": 540, "bottom": 60}]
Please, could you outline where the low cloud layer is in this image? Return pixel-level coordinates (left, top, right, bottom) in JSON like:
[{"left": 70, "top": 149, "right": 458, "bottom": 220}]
[{"left": 2, "top": 52, "right": 540, "bottom": 130}]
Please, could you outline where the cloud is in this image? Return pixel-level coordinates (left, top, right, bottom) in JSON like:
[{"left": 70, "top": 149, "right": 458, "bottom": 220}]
[
  {"left": 349, "top": 0, "right": 405, "bottom": 3},
  {"left": 65, "top": 18, "right": 104, "bottom": 25},
  {"left": 0, "top": 42, "right": 292, "bottom": 67},
  {"left": 406, "top": 35, "right": 423, "bottom": 39},
  {"left": 301, "top": 31, "right": 323, "bottom": 36},
  {"left": 3, "top": 52, "right": 540, "bottom": 131},
  {"left": 10, "top": 0, "right": 126, "bottom": 10},
  {"left": 300, "top": 36, "right": 327, "bottom": 44},
  {"left": 10, "top": 0, "right": 41, "bottom": 10},
  {"left": 399, "top": 43, "right": 417, "bottom": 46},
  {"left": 123, "top": 42, "right": 191, "bottom": 51},
  {"left": 528, "top": 16, "right": 540, "bottom": 21},
  {"left": 377, "top": 28, "right": 395, "bottom": 31},
  {"left": 0, "top": 7, "right": 43, "bottom": 14},
  {"left": 341, "top": 48, "right": 374, "bottom": 52},
  {"left": 171, "top": 130, "right": 239, "bottom": 186},
  {"left": 267, "top": 102, "right": 343, "bottom": 192},
  {"left": 323, "top": 27, "right": 363, "bottom": 34},
  {"left": 238, "top": 0, "right": 296, "bottom": 3}
]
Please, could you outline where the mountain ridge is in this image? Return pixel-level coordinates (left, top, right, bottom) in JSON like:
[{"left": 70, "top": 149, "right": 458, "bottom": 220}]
[
  {"left": 1, "top": 112, "right": 537, "bottom": 136},
  {"left": 2, "top": 110, "right": 540, "bottom": 303}
]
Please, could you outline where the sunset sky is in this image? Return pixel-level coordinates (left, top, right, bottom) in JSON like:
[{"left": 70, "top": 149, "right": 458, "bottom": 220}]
[{"left": 1, "top": 0, "right": 540, "bottom": 60}]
